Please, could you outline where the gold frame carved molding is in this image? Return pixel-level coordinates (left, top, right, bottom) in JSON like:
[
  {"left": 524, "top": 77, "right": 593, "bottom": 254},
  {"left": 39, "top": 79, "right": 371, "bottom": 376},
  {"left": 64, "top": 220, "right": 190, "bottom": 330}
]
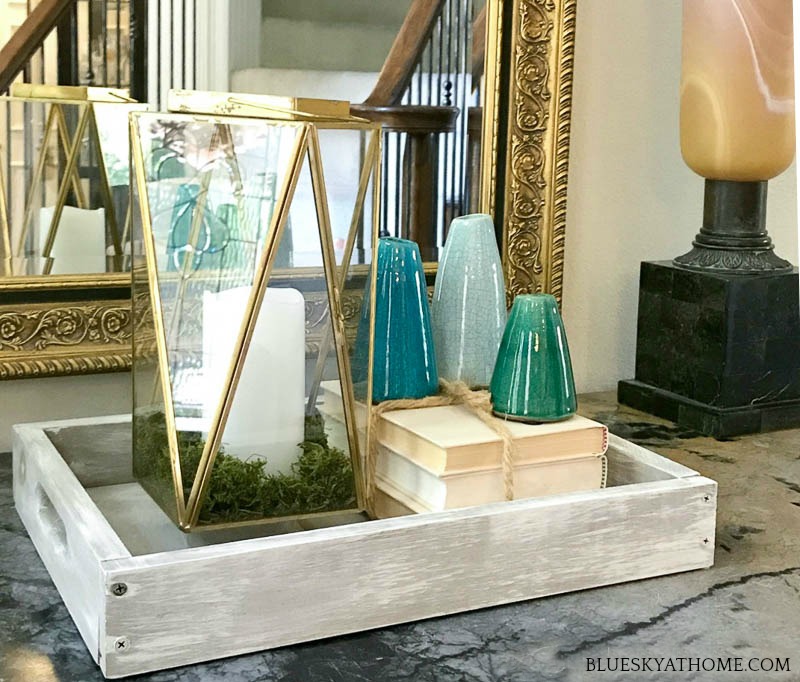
[
  {"left": 482, "top": 0, "right": 577, "bottom": 304},
  {"left": 0, "top": 275, "right": 131, "bottom": 379}
]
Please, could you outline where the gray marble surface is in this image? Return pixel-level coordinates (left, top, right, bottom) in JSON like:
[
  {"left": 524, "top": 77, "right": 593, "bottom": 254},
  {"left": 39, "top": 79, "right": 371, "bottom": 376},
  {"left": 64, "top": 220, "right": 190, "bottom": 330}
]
[{"left": 2, "top": 393, "right": 800, "bottom": 682}]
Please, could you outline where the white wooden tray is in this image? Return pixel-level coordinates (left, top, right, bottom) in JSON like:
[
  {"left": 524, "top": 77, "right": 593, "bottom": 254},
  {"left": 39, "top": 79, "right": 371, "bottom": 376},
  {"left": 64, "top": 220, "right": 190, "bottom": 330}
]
[{"left": 12, "top": 415, "right": 717, "bottom": 678}]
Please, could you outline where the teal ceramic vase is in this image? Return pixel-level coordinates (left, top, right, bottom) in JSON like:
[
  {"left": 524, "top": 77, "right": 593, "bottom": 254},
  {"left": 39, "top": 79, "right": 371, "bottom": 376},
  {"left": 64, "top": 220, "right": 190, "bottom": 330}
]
[
  {"left": 490, "top": 294, "right": 577, "bottom": 422},
  {"left": 432, "top": 213, "right": 506, "bottom": 388},
  {"left": 364, "top": 237, "right": 439, "bottom": 402}
]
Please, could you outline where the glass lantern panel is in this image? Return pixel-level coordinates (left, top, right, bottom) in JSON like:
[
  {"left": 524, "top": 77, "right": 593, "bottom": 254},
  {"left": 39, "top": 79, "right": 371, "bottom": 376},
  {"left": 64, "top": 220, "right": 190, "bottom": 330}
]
[
  {"left": 131, "top": 154, "right": 183, "bottom": 525},
  {"left": 338, "top": 128, "right": 380, "bottom": 450},
  {"left": 283, "top": 127, "right": 379, "bottom": 269},
  {"left": 318, "top": 126, "right": 377, "bottom": 267},
  {"left": 196, "top": 149, "right": 361, "bottom": 526},
  {"left": 131, "top": 113, "right": 303, "bottom": 516}
]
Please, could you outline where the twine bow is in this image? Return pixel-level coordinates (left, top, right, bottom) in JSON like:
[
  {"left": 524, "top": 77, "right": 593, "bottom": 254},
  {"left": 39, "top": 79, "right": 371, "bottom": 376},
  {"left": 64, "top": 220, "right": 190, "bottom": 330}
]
[{"left": 365, "top": 379, "right": 517, "bottom": 516}]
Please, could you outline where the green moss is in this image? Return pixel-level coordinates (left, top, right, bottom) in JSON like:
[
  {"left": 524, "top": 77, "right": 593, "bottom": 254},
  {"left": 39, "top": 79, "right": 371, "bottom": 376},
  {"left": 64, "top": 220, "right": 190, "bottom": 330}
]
[{"left": 133, "top": 411, "right": 356, "bottom": 525}]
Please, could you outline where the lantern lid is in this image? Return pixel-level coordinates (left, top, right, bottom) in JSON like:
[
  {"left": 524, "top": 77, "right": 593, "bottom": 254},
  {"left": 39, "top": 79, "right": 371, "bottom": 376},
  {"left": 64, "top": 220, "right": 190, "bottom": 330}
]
[
  {"left": 9, "top": 83, "right": 135, "bottom": 103},
  {"left": 167, "top": 89, "right": 358, "bottom": 122}
]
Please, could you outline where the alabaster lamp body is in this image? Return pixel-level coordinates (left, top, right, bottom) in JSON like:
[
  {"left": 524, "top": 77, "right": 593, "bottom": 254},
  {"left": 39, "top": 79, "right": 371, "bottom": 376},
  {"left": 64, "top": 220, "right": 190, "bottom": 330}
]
[
  {"left": 619, "top": 0, "right": 800, "bottom": 438},
  {"left": 675, "top": 0, "right": 794, "bottom": 273}
]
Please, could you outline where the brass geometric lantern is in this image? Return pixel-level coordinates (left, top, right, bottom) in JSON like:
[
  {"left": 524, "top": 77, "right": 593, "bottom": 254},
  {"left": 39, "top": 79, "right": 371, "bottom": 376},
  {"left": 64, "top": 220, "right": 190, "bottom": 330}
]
[
  {"left": 0, "top": 84, "right": 143, "bottom": 276},
  {"left": 130, "top": 90, "right": 381, "bottom": 531}
]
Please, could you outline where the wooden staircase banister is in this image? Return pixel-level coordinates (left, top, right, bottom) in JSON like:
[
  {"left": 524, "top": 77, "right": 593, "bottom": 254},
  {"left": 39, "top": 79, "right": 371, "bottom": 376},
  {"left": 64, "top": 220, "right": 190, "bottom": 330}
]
[
  {"left": 353, "top": 103, "right": 458, "bottom": 260},
  {"left": 0, "top": 0, "right": 75, "bottom": 92},
  {"left": 471, "top": 5, "right": 486, "bottom": 88},
  {"left": 364, "top": 0, "right": 446, "bottom": 107},
  {"left": 357, "top": 1, "right": 488, "bottom": 253},
  {"left": 350, "top": 103, "right": 458, "bottom": 133}
]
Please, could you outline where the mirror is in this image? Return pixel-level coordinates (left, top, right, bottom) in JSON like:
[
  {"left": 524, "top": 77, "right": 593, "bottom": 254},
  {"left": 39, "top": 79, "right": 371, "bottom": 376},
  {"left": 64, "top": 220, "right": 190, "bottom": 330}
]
[
  {"left": 222, "top": 0, "right": 485, "bottom": 265},
  {"left": 0, "top": 88, "right": 145, "bottom": 277},
  {"left": 0, "top": 0, "right": 577, "bottom": 379}
]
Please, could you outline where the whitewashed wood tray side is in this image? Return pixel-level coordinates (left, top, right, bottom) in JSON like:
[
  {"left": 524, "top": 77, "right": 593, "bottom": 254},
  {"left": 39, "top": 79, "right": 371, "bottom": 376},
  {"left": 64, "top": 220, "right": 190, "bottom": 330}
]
[{"left": 12, "top": 417, "right": 717, "bottom": 679}]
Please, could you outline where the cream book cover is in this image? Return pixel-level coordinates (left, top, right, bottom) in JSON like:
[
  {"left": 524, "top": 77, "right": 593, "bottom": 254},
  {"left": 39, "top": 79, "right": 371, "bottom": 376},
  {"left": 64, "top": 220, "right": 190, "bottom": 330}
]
[
  {"left": 376, "top": 445, "right": 607, "bottom": 513},
  {"left": 378, "top": 406, "right": 607, "bottom": 474},
  {"left": 318, "top": 381, "right": 608, "bottom": 474}
]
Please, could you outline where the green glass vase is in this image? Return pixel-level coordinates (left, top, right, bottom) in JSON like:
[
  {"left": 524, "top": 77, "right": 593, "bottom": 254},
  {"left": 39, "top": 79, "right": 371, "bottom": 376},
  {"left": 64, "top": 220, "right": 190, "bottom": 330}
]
[
  {"left": 490, "top": 294, "right": 577, "bottom": 422},
  {"left": 353, "top": 237, "right": 439, "bottom": 402}
]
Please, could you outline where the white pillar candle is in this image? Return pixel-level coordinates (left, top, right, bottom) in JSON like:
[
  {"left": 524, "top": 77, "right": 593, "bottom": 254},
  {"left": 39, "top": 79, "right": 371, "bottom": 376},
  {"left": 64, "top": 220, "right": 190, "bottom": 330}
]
[
  {"left": 202, "top": 286, "right": 305, "bottom": 474},
  {"left": 39, "top": 206, "right": 107, "bottom": 274}
]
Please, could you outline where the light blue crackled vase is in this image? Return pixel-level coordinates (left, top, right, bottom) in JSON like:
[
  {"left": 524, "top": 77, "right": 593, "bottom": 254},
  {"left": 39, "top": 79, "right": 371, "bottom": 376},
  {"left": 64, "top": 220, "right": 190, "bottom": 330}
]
[{"left": 432, "top": 214, "right": 506, "bottom": 388}]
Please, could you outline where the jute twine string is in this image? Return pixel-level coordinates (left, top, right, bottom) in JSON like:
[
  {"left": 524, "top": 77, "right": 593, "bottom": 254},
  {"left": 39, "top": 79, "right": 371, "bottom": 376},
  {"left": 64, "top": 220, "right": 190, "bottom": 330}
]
[{"left": 366, "top": 378, "right": 518, "bottom": 516}]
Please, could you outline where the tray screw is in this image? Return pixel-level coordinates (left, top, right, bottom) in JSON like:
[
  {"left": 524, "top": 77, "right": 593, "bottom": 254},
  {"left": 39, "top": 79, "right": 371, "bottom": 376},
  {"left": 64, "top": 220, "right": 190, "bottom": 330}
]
[
  {"left": 111, "top": 583, "right": 128, "bottom": 596},
  {"left": 114, "top": 637, "right": 130, "bottom": 652}
]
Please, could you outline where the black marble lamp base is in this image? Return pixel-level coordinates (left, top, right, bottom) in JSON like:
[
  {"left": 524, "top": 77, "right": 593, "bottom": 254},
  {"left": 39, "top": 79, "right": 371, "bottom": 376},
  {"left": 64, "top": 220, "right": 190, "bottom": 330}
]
[{"left": 618, "top": 261, "right": 800, "bottom": 439}]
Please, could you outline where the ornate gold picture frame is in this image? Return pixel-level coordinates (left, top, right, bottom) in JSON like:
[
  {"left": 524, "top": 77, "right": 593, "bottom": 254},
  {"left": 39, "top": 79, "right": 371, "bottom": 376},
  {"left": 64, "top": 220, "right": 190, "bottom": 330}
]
[
  {"left": 482, "top": 0, "right": 577, "bottom": 304},
  {"left": 0, "top": 0, "right": 576, "bottom": 380},
  {"left": 0, "top": 274, "right": 131, "bottom": 379}
]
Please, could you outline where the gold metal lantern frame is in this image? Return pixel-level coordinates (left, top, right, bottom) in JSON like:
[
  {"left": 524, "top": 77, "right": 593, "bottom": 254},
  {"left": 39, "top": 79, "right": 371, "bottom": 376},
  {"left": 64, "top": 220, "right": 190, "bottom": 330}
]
[
  {"left": 1, "top": 84, "right": 143, "bottom": 277},
  {"left": 130, "top": 91, "right": 381, "bottom": 531}
]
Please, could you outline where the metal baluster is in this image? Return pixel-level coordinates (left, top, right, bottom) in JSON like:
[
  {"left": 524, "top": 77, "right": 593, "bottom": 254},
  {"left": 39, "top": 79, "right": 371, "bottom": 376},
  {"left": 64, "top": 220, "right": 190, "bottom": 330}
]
[
  {"left": 380, "top": 133, "right": 389, "bottom": 237},
  {"left": 443, "top": 0, "right": 454, "bottom": 243},
  {"left": 456, "top": 0, "right": 469, "bottom": 217},
  {"left": 56, "top": 2, "right": 79, "bottom": 85},
  {"left": 435, "top": 13, "right": 445, "bottom": 234},
  {"left": 409, "top": 55, "right": 415, "bottom": 105},
  {"left": 474, "top": 0, "right": 481, "bottom": 109},
  {"left": 356, "top": 131, "right": 366, "bottom": 261},
  {"left": 448, "top": 0, "right": 461, "bottom": 229},
  {"left": 116, "top": 0, "right": 122, "bottom": 87},
  {"left": 427, "top": 27, "right": 433, "bottom": 106},
  {"left": 464, "top": 0, "right": 477, "bottom": 211},
  {"left": 5, "top": 102, "right": 11, "bottom": 250},
  {"left": 5, "top": 102, "right": 10, "bottom": 233},
  {"left": 23, "top": 97, "right": 33, "bottom": 259},
  {"left": 172, "top": 0, "right": 181, "bottom": 89},
  {"left": 102, "top": 0, "right": 108, "bottom": 85},
  {"left": 85, "top": 1, "right": 95, "bottom": 84},
  {"left": 192, "top": 0, "right": 197, "bottom": 88},
  {"left": 156, "top": 0, "right": 162, "bottom": 107},
  {"left": 394, "top": 132, "right": 401, "bottom": 237},
  {"left": 130, "top": 0, "right": 148, "bottom": 102},
  {"left": 168, "top": 0, "right": 174, "bottom": 99},
  {"left": 182, "top": 0, "right": 188, "bottom": 88}
]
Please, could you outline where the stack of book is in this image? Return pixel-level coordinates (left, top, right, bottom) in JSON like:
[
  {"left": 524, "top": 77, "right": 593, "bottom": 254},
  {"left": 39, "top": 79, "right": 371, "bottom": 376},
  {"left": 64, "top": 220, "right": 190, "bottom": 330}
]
[{"left": 317, "top": 381, "right": 608, "bottom": 515}]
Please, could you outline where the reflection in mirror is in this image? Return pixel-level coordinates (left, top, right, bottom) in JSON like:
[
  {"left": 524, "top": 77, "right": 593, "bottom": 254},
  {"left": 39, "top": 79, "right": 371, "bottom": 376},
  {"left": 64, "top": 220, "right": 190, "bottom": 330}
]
[
  {"left": 139, "top": 116, "right": 377, "bottom": 270},
  {"left": 0, "top": 0, "right": 578, "bottom": 384},
  {"left": 236, "top": 0, "right": 485, "bottom": 262},
  {"left": 0, "top": 90, "right": 145, "bottom": 277}
]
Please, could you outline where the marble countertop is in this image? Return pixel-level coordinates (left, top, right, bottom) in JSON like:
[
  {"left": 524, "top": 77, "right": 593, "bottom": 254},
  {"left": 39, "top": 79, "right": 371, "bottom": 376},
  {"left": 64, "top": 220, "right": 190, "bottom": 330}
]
[{"left": 2, "top": 393, "right": 799, "bottom": 681}]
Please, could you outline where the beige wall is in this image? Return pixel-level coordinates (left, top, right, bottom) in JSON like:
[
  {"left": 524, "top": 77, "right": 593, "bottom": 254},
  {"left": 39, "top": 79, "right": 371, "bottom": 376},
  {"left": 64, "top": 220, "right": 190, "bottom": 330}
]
[
  {"left": 0, "top": 373, "right": 131, "bottom": 451},
  {"left": 562, "top": 0, "right": 798, "bottom": 393}
]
